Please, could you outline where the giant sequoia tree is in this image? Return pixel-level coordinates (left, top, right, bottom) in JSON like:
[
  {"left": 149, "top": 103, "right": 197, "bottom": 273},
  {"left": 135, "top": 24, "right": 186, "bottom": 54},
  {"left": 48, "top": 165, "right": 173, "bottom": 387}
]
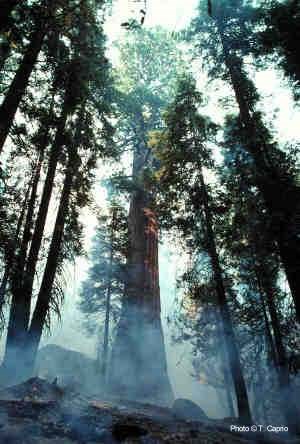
[
  {"left": 0, "top": 0, "right": 299, "bottom": 433},
  {"left": 108, "top": 28, "right": 184, "bottom": 404}
]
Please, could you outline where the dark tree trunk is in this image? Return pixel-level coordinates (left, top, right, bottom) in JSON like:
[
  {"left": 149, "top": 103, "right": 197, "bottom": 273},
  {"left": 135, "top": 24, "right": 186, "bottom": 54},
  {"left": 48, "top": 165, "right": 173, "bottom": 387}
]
[
  {"left": 199, "top": 170, "right": 252, "bottom": 424},
  {"left": 7, "top": 142, "right": 47, "bottom": 331},
  {"left": 264, "top": 280, "right": 287, "bottom": 367},
  {"left": 254, "top": 267, "right": 278, "bottom": 366},
  {"left": 22, "top": 149, "right": 76, "bottom": 377},
  {"left": 0, "top": 20, "right": 47, "bottom": 154},
  {"left": 21, "top": 106, "right": 68, "bottom": 308},
  {"left": 215, "top": 312, "right": 236, "bottom": 418},
  {"left": 2, "top": 106, "right": 68, "bottom": 378},
  {"left": 101, "top": 211, "right": 115, "bottom": 384},
  {"left": 261, "top": 275, "right": 300, "bottom": 434},
  {"left": 0, "top": 269, "right": 9, "bottom": 314},
  {"left": 261, "top": 295, "right": 278, "bottom": 365},
  {"left": 19, "top": 145, "right": 46, "bottom": 278},
  {"left": 101, "top": 249, "right": 112, "bottom": 383},
  {"left": 0, "top": 172, "right": 33, "bottom": 310},
  {"left": 217, "top": 24, "right": 300, "bottom": 321},
  {"left": 0, "top": 1, "right": 19, "bottom": 32},
  {"left": 277, "top": 237, "right": 300, "bottom": 322}
]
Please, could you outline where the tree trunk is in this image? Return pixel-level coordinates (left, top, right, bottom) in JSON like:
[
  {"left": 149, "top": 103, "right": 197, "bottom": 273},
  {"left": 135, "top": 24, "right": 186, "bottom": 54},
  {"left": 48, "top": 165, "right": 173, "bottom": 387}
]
[
  {"left": 254, "top": 267, "right": 278, "bottom": 367},
  {"left": 2, "top": 106, "right": 68, "bottom": 378},
  {"left": 217, "top": 24, "right": 300, "bottom": 321},
  {"left": 21, "top": 106, "right": 68, "bottom": 309},
  {"left": 251, "top": 360, "right": 268, "bottom": 424},
  {"left": 215, "top": 312, "right": 236, "bottom": 418},
  {"left": 199, "top": 170, "right": 252, "bottom": 424},
  {"left": 0, "top": 20, "right": 47, "bottom": 154},
  {"left": 0, "top": 172, "right": 33, "bottom": 310},
  {"left": 261, "top": 274, "right": 300, "bottom": 434},
  {"left": 0, "top": 1, "right": 19, "bottom": 32},
  {"left": 101, "top": 217, "right": 114, "bottom": 383},
  {"left": 277, "top": 236, "right": 300, "bottom": 322},
  {"left": 6, "top": 142, "right": 47, "bottom": 331},
  {"left": 0, "top": 269, "right": 9, "bottom": 315},
  {"left": 19, "top": 145, "right": 47, "bottom": 277},
  {"left": 224, "top": 370, "right": 235, "bottom": 418},
  {"left": 109, "top": 141, "right": 173, "bottom": 405},
  {"left": 260, "top": 295, "right": 278, "bottom": 364},
  {"left": 22, "top": 149, "right": 76, "bottom": 378}
]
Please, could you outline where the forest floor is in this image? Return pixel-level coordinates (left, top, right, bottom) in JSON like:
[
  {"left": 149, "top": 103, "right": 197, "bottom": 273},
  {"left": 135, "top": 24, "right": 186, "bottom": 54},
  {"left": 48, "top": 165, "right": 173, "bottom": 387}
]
[{"left": 0, "top": 377, "right": 298, "bottom": 444}]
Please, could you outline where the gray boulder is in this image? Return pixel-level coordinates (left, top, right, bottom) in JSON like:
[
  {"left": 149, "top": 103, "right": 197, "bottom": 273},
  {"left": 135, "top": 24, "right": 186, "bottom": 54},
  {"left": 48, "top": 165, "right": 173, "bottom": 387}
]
[
  {"left": 172, "top": 398, "right": 208, "bottom": 421},
  {"left": 35, "top": 344, "right": 99, "bottom": 393}
]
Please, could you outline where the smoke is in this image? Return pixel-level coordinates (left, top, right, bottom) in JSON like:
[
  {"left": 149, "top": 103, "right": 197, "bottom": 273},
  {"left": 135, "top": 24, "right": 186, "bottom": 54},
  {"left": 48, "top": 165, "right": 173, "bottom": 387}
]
[
  {"left": 2, "top": 235, "right": 298, "bottom": 429},
  {"left": 35, "top": 344, "right": 101, "bottom": 394},
  {"left": 12, "top": 239, "right": 227, "bottom": 419},
  {"left": 1, "top": 230, "right": 295, "bottom": 428},
  {"left": 3, "top": 229, "right": 295, "bottom": 427},
  {"left": 159, "top": 244, "right": 227, "bottom": 418}
]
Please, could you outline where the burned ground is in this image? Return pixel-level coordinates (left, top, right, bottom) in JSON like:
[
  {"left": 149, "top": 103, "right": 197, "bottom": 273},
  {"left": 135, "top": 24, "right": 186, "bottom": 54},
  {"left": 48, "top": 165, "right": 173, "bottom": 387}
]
[{"left": 0, "top": 378, "right": 296, "bottom": 444}]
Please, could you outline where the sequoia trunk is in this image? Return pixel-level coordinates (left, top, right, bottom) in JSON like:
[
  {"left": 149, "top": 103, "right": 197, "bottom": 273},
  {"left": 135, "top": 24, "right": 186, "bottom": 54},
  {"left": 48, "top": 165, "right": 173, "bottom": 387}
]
[{"left": 109, "top": 143, "right": 173, "bottom": 405}]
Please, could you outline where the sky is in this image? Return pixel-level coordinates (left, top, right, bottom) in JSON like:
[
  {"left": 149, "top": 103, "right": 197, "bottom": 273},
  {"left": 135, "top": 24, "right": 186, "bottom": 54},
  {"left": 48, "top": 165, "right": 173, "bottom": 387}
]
[
  {"left": 21, "top": 0, "right": 299, "bottom": 418},
  {"left": 104, "top": 0, "right": 199, "bottom": 35}
]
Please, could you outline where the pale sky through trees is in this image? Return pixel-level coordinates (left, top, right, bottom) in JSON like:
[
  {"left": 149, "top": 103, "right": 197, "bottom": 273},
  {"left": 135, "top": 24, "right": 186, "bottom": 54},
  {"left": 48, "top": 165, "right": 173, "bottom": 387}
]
[
  {"left": 33, "top": 0, "right": 223, "bottom": 416},
  {"left": 12, "top": 0, "right": 298, "bottom": 417},
  {"left": 2, "top": 1, "right": 300, "bottom": 433},
  {"left": 104, "top": 0, "right": 299, "bottom": 147},
  {"left": 104, "top": 0, "right": 199, "bottom": 35}
]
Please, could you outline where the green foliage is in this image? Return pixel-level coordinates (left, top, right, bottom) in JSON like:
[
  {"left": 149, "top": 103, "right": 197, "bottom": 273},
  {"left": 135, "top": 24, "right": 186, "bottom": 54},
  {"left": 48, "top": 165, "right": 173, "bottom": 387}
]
[
  {"left": 0, "top": 0, "right": 116, "bottom": 330},
  {"left": 187, "top": 0, "right": 256, "bottom": 79},
  {"left": 219, "top": 115, "right": 297, "bottom": 342},
  {"left": 150, "top": 75, "right": 217, "bottom": 231},
  {"left": 114, "top": 27, "right": 185, "bottom": 159},
  {"left": 78, "top": 203, "right": 128, "bottom": 336},
  {"left": 257, "top": 0, "right": 300, "bottom": 98}
]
